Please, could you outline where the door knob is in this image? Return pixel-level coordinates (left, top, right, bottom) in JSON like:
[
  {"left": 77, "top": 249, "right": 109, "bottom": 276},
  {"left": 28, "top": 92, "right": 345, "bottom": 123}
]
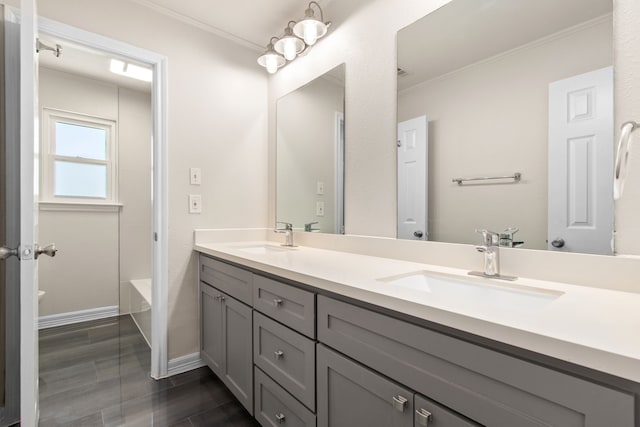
[
  {"left": 0, "top": 246, "right": 18, "bottom": 260},
  {"left": 551, "top": 238, "right": 565, "bottom": 248},
  {"left": 413, "top": 230, "right": 424, "bottom": 238},
  {"left": 35, "top": 243, "right": 58, "bottom": 259}
]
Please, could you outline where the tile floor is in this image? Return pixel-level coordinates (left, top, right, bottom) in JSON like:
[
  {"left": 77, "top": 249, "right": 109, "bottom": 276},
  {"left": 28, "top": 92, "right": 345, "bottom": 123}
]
[{"left": 38, "top": 315, "right": 259, "bottom": 426}]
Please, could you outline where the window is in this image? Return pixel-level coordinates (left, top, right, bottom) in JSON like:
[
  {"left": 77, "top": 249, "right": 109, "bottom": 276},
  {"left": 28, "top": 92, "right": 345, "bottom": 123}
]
[{"left": 41, "top": 109, "right": 118, "bottom": 204}]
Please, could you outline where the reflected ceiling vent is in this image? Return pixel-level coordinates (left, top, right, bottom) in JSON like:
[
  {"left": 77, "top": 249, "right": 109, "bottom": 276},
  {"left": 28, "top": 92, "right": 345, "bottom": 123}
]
[{"left": 397, "top": 67, "right": 408, "bottom": 77}]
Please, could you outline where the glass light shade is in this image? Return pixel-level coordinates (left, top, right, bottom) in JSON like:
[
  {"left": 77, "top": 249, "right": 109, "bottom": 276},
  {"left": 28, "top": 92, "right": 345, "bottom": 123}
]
[
  {"left": 293, "top": 18, "right": 327, "bottom": 46},
  {"left": 274, "top": 35, "right": 305, "bottom": 61},
  {"left": 257, "top": 47, "right": 286, "bottom": 74}
]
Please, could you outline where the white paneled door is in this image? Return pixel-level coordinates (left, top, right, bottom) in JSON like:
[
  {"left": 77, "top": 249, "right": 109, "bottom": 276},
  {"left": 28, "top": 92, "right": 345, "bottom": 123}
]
[
  {"left": 548, "top": 66, "right": 614, "bottom": 255},
  {"left": 397, "top": 116, "right": 428, "bottom": 240}
]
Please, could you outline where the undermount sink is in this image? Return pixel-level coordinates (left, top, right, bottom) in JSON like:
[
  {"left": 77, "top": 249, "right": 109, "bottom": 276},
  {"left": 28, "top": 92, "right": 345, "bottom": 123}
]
[
  {"left": 236, "top": 244, "right": 296, "bottom": 255},
  {"left": 377, "top": 271, "right": 564, "bottom": 309}
]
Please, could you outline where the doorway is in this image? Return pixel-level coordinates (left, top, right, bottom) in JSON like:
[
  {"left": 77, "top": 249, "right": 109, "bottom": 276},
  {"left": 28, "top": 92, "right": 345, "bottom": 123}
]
[{"left": 35, "top": 16, "right": 169, "bottom": 380}]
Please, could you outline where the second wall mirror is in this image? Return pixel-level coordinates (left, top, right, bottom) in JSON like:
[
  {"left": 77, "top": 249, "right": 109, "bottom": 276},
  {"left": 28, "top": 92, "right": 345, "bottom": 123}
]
[
  {"left": 277, "top": 64, "right": 346, "bottom": 234},
  {"left": 397, "top": 0, "right": 614, "bottom": 255}
]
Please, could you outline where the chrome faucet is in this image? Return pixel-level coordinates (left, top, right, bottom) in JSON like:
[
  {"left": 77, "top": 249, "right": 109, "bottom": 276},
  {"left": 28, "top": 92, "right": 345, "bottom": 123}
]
[
  {"left": 274, "top": 222, "right": 295, "bottom": 247},
  {"left": 304, "top": 221, "right": 319, "bottom": 232},
  {"left": 469, "top": 229, "right": 517, "bottom": 281}
]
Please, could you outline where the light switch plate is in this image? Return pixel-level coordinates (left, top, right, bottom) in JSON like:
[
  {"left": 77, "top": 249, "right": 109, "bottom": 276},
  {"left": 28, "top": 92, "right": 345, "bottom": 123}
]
[
  {"left": 189, "top": 194, "right": 202, "bottom": 214},
  {"left": 190, "top": 168, "right": 201, "bottom": 185},
  {"left": 316, "top": 201, "right": 325, "bottom": 216},
  {"left": 316, "top": 181, "right": 324, "bottom": 195}
]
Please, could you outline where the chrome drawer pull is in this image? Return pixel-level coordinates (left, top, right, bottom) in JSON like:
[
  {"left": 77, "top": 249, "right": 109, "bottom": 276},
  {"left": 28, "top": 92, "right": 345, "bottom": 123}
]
[
  {"left": 274, "top": 298, "right": 283, "bottom": 307},
  {"left": 274, "top": 350, "right": 284, "bottom": 359},
  {"left": 275, "top": 413, "right": 286, "bottom": 424},
  {"left": 416, "top": 408, "right": 432, "bottom": 426},
  {"left": 392, "top": 395, "right": 408, "bottom": 412}
]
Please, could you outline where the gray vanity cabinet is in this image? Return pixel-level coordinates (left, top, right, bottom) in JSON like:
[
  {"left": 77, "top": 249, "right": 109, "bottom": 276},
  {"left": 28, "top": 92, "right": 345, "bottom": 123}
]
[
  {"left": 200, "top": 282, "right": 253, "bottom": 415},
  {"left": 317, "top": 343, "right": 414, "bottom": 427},
  {"left": 317, "top": 295, "right": 635, "bottom": 427}
]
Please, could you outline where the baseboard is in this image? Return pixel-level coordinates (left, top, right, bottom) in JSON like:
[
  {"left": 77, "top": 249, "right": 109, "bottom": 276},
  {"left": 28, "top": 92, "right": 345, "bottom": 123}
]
[
  {"left": 167, "top": 352, "right": 206, "bottom": 376},
  {"left": 38, "top": 305, "right": 119, "bottom": 330}
]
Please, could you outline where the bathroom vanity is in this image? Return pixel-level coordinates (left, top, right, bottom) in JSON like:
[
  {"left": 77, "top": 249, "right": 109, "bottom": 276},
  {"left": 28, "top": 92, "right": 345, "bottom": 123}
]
[{"left": 195, "top": 240, "right": 639, "bottom": 427}]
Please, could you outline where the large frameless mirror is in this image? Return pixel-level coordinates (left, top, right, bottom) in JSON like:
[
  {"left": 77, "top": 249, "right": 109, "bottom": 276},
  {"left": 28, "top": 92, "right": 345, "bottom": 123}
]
[
  {"left": 397, "top": 0, "right": 614, "bottom": 255},
  {"left": 277, "top": 64, "right": 345, "bottom": 234}
]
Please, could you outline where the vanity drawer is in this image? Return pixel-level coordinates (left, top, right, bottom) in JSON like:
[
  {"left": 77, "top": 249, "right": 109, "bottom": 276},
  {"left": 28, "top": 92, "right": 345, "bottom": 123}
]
[
  {"left": 317, "top": 296, "right": 635, "bottom": 427},
  {"left": 255, "top": 366, "right": 316, "bottom": 427},
  {"left": 253, "top": 275, "right": 315, "bottom": 338},
  {"left": 253, "top": 312, "right": 315, "bottom": 410},
  {"left": 199, "top": 255, "right": 253, "bottom": 306},
  {"left": 414, "top": 394, "right": 480, "bottom": 427}
]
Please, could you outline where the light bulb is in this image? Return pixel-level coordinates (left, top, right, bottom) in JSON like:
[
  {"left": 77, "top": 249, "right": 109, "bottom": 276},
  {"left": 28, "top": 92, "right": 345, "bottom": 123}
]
[
  {"left": 302, "top": 22, "right": 319, "bottom": 46},
  {"left": 265, "top": 55, "right": 279, "bottom": 74},
  {"left": 283, "top": 40, "right": 298, "bottom": 61}
]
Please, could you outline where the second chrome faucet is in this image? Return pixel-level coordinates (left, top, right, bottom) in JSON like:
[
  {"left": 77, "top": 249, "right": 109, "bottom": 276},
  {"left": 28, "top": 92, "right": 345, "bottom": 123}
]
[
  {"left": 469, "top": 229, "right": 517, "bottom": 281},
  {"left": 274, "top": 222, "right": 296, "bottom": 247}
]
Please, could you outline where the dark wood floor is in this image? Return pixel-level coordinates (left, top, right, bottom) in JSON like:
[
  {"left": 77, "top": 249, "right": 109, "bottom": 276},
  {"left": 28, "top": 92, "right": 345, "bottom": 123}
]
[{"left": 38, "top": 315, "right": 259, "bottom": 427}]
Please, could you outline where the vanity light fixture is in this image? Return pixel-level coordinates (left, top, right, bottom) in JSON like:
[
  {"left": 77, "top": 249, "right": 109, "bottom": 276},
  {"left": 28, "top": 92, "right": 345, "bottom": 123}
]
[
  {"left": 274, "top": 21, "right": 306, "bottom": 61},
  {"left": 293, "top": 1, "right": 329, "bottom": 46},
  {"left": 257, "top": 38, "right": 287, "bottom": 74},
  {"left": 257, "top": 1, "right": 331, "bottom": 73}
]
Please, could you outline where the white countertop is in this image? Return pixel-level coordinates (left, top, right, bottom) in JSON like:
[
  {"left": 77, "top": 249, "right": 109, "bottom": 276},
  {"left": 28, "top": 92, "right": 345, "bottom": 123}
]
[{"left": 195, "top": 240, "right": 640, "bottom": 382}]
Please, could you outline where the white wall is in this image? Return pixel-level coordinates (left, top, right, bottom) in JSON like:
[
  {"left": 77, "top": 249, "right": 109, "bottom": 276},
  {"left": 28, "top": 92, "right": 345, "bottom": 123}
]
[
  {"left": 398, "top": 19, "right": 612, "bottom": 249},
  {"left": 118, "top": 87, "right": 152, "bottom": 313},
  {"left": 35, "top": 0, "right": 268, "bottom": 358},
  {"left": 277, "top": 75, "right": 343, "bottom": 233},
  {"left": 37, "top": 68, "right": 152, "bottom": 317},
  {"left": 38, "top": 68, "right": 120, "bottom": 316},
  {"left": 614, "top": 1, "right": 640, "bottom": 255}
]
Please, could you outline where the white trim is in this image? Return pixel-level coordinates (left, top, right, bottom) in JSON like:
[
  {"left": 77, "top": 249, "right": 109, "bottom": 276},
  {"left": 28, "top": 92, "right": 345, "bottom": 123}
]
[
  {"left": 334, "top": 111, "right": 345, "bottom": 234},
  {"left": 167, "top": 352, "right": 206, "bottom": 377},
  {"left": 37, "top": 17, "right": 170, "bottom": 379},
  {"left": 39, "top": 201, "right": 123, "bottom": 212},
  {"left": 38, "top": 305, "right": 119, "bottom": 330}
]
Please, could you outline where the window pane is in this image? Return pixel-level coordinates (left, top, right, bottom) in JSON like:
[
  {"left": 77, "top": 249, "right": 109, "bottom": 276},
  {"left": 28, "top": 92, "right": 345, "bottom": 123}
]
[
  {"left": 55, "top": 122, "right": 107, "bottom": 160},
  {"left": 54, "top": 161, "right": 107, "bottom": 198}
]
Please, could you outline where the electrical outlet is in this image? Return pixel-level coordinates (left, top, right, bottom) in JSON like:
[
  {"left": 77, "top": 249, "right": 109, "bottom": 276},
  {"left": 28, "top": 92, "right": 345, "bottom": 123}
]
[
  {"left": 190, "top": 168, "right": 201, "bottom": 185},
  {"left": 316, "top": 201, "right": 325, "bottom": 216},
  {"left": 316, "top": 181, "right": 324, "bottom": 195},
  {"left": 189, "top": 194, "right": 202, "bottom": 214}
]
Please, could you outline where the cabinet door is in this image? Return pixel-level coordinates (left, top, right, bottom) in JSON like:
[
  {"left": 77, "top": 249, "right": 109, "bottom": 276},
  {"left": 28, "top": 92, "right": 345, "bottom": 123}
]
[
  {"left": 200, "top": 282, "right": 224, "bottom": 376},
  {"left": 222, "top": 294, "right": 254, "bottom": 415},
  {"left": 317, "top": 344, "right": 413, "bottom": 427}
]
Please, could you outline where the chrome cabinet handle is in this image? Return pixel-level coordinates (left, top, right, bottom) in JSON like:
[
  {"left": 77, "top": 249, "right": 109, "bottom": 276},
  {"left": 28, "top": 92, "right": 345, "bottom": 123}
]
[
  {"left": 413, "top": 230, "right": 424, "bottom": 238},
  {"left": 274, "top": 350, "right": 284, "bottom": 359},
  {"left": 275, "top": 413, "right": 286, "bottom": 424},
  {"left": 219, "top": 295, "right": 226, "bottom": 302},
  {"left": 392, "top": 395, "right": 408, "bottom": 412},
  {"left": 416, "top": 408, "right": 432, "bottom": 426},
  {"left": 274, "top": 299, "right": 283, "bottom": 307},
  {"left": 214, "top": 295, "right": 226, "bottom": 302},
  {"left": 551, "top": 238, "right": 565, "bottom": 248}
]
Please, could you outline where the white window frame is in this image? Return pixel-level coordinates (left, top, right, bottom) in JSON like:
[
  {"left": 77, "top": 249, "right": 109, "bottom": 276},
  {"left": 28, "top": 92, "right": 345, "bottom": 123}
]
[{"left": 41, "top": 108, "right": 118, "bottom": 205}]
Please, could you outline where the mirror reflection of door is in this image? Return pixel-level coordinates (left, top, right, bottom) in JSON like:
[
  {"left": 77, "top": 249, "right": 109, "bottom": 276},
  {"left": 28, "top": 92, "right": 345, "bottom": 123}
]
[
  {"left": 548, "top": 66, "right": 614, "bottom": 255},
  {"left": 397, "top": 116, "right": 428, "bottom": 240}
]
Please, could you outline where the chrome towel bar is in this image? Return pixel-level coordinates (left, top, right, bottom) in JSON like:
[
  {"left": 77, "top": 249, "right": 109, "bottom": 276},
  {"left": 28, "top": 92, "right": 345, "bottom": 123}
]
[{"left": 452, "top": 172, "right": 521, "bottom": 185}]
